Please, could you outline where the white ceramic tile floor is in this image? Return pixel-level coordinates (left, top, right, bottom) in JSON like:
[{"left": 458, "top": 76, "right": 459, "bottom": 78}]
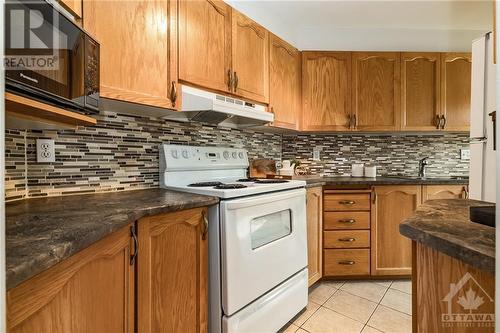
[{"left": 280, "top": 279, "right": 412, "bottom": 333}]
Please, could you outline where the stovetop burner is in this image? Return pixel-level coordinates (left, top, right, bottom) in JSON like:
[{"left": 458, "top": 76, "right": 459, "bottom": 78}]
[
  {"left": 188, "top": 181, "right": 224, "bottom": 187},
  {"left": 254, "top": 179, "right": 289, "bottom": 184},
  {"left": 237, "top": 178, "right": 258, "bottom": 182},
  {"left": 214, "top": 184, "right": 248, "bottom": 189}
]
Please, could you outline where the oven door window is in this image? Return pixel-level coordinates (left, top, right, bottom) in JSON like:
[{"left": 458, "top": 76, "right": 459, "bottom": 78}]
[{"left": 250, "top": 209, "right": 292, "bottom": 249}]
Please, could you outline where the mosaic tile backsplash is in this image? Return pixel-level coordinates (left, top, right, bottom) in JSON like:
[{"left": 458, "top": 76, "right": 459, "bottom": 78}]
[
  {"left": 282, "top": 133, "right": 470, "bottom": 177},
  {"left": 5, "top": 110, "right": 470, "bottom": 201},
  {"left": 5, "top": 112, "right": 282, "bottom": 201}
]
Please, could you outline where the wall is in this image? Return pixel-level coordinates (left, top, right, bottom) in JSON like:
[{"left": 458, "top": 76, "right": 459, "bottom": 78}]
[
  {"left": 5, "top": 111, "right": 282, "bottom": 201},
  {"left": 282, "top": 133, "right": 470, "bottom": 177}
]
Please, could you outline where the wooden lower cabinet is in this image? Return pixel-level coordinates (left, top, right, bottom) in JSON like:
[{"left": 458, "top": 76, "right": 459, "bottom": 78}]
[
  {"left": 306, "top": 187, "right": 323, "bottom": 286},
  {"left": 7, "top": 225, "right": 135, "bottom": 333},
  {"left": 413, "top": 241, "right": 494, "bottom": 333},
  {"left": 137, "top": 207, "right": 208, "bottom": 333},
  {"left": 422, "top": 184, "right": 468, "bottom": 201},
  {"left": 371, "top": 185, "right": 421, "bottom": 276}
]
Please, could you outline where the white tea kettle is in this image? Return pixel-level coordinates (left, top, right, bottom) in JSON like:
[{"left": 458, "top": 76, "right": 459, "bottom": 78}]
[{"left": 278, "top": 160, "right": 296, "bottom": 176}]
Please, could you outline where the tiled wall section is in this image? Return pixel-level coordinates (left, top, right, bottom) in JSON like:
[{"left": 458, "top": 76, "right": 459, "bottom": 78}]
[
  {"left": 282, "top": 133, "right": 470, "bottom": 177},
  {"left": 5, "top": 112, "right": 282, "bottom": 201}
]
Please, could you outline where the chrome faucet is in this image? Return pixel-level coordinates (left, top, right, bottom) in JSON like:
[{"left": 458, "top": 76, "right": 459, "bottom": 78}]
[{"left": 418, "top": 157, "right": 429, "bottom": 178}]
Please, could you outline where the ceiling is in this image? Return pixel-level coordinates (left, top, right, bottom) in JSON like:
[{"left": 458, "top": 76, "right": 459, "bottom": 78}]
[{"left": 225, "top": 0, "right": 493, "bottom": 51}]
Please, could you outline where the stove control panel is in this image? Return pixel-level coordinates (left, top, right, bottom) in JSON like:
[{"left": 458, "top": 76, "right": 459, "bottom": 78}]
[{"left": 160, "top": 144, "right": 249, "bottom": 171}]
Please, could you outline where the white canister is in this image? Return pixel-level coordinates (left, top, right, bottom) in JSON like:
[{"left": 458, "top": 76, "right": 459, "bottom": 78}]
[
  {"left": 351, "top": 163, "right": 364, "bottom": 177},
  {"left": 365, "top": 165, "right": 377, "bottom": 178}
]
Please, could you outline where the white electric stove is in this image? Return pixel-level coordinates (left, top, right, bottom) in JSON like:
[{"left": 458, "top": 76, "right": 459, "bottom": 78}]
[{"left": 160, "top": 144, "right": 308, "bottom": 333}]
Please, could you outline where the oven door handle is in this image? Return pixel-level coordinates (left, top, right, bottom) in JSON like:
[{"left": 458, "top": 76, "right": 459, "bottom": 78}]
[{"left": 222, "top": 188, "right": 306, "bottom": 210}]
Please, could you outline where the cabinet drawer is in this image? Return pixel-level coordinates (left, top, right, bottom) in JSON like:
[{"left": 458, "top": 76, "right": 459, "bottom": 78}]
[
  {"left": 324, "top": 194, "right": 371, "bottom": 211},
  {"left": 324, "top": 249, "right": 370, "bottom": 276},
  {"left": 324, "top": 211, "right": 370, "bottom": 230},
  {"left": 324, "top": 230, "right": 370, "bottom": 249}
]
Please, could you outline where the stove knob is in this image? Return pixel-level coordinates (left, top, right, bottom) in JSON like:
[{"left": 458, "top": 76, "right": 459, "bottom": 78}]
[
  {"left": 182, "top": 150, "right": 189, "bottom": 159},
  {"left": 232, "top": 152, "right": 237, "bottom": 159},
  {"left": 238, "top": 152, "right": 244, "bottom": 159},
  {"left": 223, "top": 151, "right": 230, "bottom": 159},
  {"left": 171, "top": 150, "right": 179, "bottom": 159}
]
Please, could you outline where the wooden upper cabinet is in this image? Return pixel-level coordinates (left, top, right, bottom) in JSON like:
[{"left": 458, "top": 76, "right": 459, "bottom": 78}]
[
  {"left": 302, "top": 52, "right": 352, "bottom": 131},
  {"left": 178, "top": 0, "right": 231, "bottom": 93},
  {"left": 401, "top": 53, "right": 441, "bottom": 131},
  {"left": 422, "top": 185, "right": 468, "bottom": 202},
  {"left": 352, "top": 52, "right": 401, "bottom": 131},
  {"left": 231, "top": 10, "right": 269, "bottom": 103},
  {"left": 441, "top": 53, "right": 472, "bottom": 131},
  {"left": 7, "top": 225, "right": 134, "bottom": 333},
  {"left": 269, "top": 34, "right": 301, "bottom": 130},
  {"left": 371, "top": 185, "right": 420, "bottom": 276},
  {"left": 306, "top": 187, "right": 323, "bottom": 286},
  {"left": 137, "top": 208, "right": 208, "bottom": 333},
  {"left": 59, "top": 0, "right": 82, "bottom": 18},
  {"left": 83, "top": 0, "right": 178, "bottom": 109}
]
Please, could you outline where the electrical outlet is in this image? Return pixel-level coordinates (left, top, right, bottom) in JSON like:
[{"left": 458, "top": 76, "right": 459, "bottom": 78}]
[
  {"left": 460, "top": 149, "right": 470, "bottom": 160},
  {"left": 37, "top": 139, "right": 55, "bottom": 163},
  {"left": 313, "top": 146, "right": 322, "bottom": 161}
]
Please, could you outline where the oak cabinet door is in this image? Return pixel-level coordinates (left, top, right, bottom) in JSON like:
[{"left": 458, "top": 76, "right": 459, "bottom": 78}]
[
  {"left": 352, "top": 52, "right": 401, "bottom": 131},
  {"left": 401, "top": 53, "right": 441, "bottom": 131},
  {"left": 306, "top": 187, "right": 323, "bottom": 286},
  {"left": 137, "top": 208, "right": 208, "bottom": 333},
  {"left": 59, "top": 0, "right": 82, "bottom": 18},
  {"left": 83, "top": 0, "right": 178, "bottom": 109},
  {"left": 422, "top": 185, "right": 468, "bottom": 202},
  {"left": 441, "top": 53, "right": 472, "bottom": 131},
  {"left": 7, "top": 225, "right": 134, "bottom": 333},
  {"left": 178, "top": 0, "right": 231, "bottom": 93},
  {"left": 302, "top": 52, "right": 352, "bottom": 131},
  {"left": 231, "top": 10, "right": 269, "bottom": 103},
  {"left": 269, "top": 34, "right": 301, "bottom": 130},
  {"left": 371, "top": 186, "right": 420, "bottom": 276}
]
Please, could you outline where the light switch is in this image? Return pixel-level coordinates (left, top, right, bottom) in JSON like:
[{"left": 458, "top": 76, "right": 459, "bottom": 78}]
[{"left": 460, "top": 149, "right": 470, "bottom": 160}]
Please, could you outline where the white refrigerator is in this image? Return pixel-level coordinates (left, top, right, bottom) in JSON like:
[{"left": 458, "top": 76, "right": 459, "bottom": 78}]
[{"left": 469, "top": 33, "right": 496, "bottom": 203}]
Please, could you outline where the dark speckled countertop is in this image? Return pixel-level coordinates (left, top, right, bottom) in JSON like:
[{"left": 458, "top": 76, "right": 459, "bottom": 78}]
[
  {"left": 293, "top": 175, "right": 469, "bottom": 188},
  {"left": 400, "top": 199, "right": 495, "bottom": 273},
  {"left": 6, "top": 189, "right": 219, "bottom": 290}
]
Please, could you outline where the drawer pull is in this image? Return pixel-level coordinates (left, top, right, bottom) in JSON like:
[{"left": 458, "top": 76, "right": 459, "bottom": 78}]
[
  {"left": 338, "top": 237, "right": 355, "bottom": 242},
  {"left": 338, "top": 260, "right": 355, "bottom": 265},
  {"left": 339, "top": 200, "right": 355, "bottom": 205},
  {"left": 338, "top": 219, "right": 356, "bottom": 224}
]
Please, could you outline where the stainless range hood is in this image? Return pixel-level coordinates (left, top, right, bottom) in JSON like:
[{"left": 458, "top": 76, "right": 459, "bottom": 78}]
[{"left": 162, "top": 85, "right": 273, "bottom": 128}]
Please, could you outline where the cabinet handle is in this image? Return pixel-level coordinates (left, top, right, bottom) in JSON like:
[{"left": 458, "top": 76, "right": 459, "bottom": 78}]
[
  {"left": 227, "top": 69, "right": 233, "bottom": 91},
  {"left": 130, "top": 225, "right": 138, "bottom": 266},
  {"left": 440, "top": 115, "right": 447, "bottom": 129},
  {"left": 170, "top": 81, "right": 177, "bottom": 107},
  {"left": 338, "top": 237, "right": 355, "bottom": 242},
  {"left": 353, "top": 114, "right": 357, "bottom": 129},
  {"left": 202, "top": 212, "right": 209, "bottom": 240},
  {"left": 435, "top": 115, "right": 441, "bottom": 129},
  {"left": 348, "top": 114, "right": 353, "bottom": 129},
  {"left": 372, "top": 189, "right": 377, "bottom": 203},
  {"left": 338, "top": 219, "right": 356, "bottom": 224},
  {"left": 462, "top": 186, "right": 469, "bottom": 199},
  {"left": 233, "top": 71, "right": 239, "bottom": 91},
  {"left": 339, "top": 200, "right": 355, "bottom": 205},
  {"left": 338, "top": 260, "right": 355, "bottom": 265}
]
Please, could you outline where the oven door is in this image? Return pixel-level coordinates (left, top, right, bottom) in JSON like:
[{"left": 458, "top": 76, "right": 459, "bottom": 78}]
[{"left": 220, "top": 188, "right": 307, "bottom": 316}]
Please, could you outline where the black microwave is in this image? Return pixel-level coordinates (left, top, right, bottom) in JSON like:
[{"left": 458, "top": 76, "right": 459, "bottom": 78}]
[{"left": 5, "top": 0, "right": 99, "bottom": 112}]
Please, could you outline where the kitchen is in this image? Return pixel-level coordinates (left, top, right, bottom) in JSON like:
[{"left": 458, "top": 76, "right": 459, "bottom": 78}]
[{"left": 1, "top": 0, "right": 497, "bottom": 333}]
